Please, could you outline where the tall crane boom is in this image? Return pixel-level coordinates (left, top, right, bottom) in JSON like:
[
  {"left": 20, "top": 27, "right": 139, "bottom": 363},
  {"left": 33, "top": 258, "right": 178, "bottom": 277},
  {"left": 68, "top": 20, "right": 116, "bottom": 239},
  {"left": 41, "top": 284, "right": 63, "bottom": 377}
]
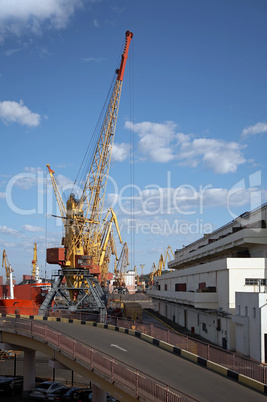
[
  {"left": 44, "top": 31, "right": 133, "bottom": 319},
  {"left": 47, "top": 164, "right": 67, "bottom": 219},
  {"left": 73, "top": 31, "right": 133, "bottom": 263}
]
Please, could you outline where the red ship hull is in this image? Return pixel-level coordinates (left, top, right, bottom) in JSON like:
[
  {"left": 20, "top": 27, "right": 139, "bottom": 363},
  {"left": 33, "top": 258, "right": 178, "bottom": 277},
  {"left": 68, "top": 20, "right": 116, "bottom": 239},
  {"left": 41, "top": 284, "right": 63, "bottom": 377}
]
[{"left": 0, "top": 282, "right": 51, "bottom": 315}]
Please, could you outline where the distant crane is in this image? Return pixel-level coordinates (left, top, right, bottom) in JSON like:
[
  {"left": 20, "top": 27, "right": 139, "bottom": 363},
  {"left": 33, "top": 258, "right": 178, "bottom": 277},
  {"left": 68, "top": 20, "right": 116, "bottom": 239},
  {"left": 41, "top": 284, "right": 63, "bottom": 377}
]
[
  {"left": 32, "top": 243, "right": 37, "bottom": 278},
  {"left": 41, "top": 31, "right": 133, "bottom": 320},
  {"left": 140, "top": 264, "right": 145, "bottom": 277},
  {"left": 2, "top": 250, "right": 12, "bottom": 284},
  {"left": 32, "top": 243, "right": 41, "bottom": 283},
  {"left": 2, "top": 250, "right": 14, "bottom": 299},
  {"left": 150, "top": 246, "right": 175, "bottom": 285},
  {"left": 113, "top": 242, "right": 129, "bottom": 293}
]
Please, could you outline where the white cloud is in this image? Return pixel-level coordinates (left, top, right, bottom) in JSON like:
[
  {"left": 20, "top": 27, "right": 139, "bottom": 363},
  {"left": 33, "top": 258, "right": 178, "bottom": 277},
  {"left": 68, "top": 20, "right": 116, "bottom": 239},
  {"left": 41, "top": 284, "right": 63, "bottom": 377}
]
[
  {"left": 93, "top": 18, "right": 99, "bottom": 28},
  {"left": 83, "top": 57, "right": 105, "bottom": 63},
  {"left": 0, "top": 100, "right": 40, "bottom": 127},
  {"left": 22, "top": 224, "right": 44, "bottom": 232},
  {"left": 5, "top": 47, "right": 22, "bottom": 56},
  {"left": 242, "top": 122, "right": 267, "bottom": 137},
  {"left": 0, "top": 225, "right": 22, "bottom": 237},
  {"left": 112, "top": 143, "right": 130, "bottom": 162},
  {"left": 110, "top": 185, "right": 266, "bottom": 219},
  {"left": 125, "top": 120, "right": 177, "bottom": 163},
  {"left": 0, "top": 0, "right": 84, "bottom": 41},
  {"left": 179, "top": 137, "right": 246, "bottom": 174},
  {"left": 125, "top": 120, "right": 246, "bottom": 174}
]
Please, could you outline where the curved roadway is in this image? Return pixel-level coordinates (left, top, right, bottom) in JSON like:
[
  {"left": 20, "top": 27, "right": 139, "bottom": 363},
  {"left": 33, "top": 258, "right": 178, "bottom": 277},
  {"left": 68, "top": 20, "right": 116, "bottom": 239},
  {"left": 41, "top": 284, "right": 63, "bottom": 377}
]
[{"left": 44, "top": 321, "right": 266, "bottom": 402}]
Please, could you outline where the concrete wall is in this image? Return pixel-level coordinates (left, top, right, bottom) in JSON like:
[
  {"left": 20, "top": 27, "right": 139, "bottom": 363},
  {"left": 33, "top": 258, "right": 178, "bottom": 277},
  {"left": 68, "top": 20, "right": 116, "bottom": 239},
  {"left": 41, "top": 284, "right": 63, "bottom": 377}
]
[
  {"left": 148, "top": 257, "right": 267, "bottom": 355},
  {"left": 234, "top": 292, "right": 267, "bottom": 363}
]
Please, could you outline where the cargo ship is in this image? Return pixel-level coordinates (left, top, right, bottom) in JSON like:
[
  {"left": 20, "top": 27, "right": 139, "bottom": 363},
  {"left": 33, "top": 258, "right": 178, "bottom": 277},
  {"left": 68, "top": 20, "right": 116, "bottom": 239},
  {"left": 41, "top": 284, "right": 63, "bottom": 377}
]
[
  {"left": 0, "top": 280, "right": 51, "bottom": 315},
  {"left": 0, "top": 247, "right": 51, "bottom": 315}
]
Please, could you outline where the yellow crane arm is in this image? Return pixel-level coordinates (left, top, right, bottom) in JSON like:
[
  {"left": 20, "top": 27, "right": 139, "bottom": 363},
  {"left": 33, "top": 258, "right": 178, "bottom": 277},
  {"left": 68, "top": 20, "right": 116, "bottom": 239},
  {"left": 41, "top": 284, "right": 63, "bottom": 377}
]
[
  {"left": 76, "top": 32, "right": 133, "bottom": 249},
  {"left": 99, "top": 208, "right": 122, "bottom": 266},
  {"left": 47, "top": 164, "right": 67, "bottom": 219},
  {"left": 163, "top": 246, "right": 175, "bottom": 268},
  {"left": 114, "top": 242, "right": 129, "bottom": 287},
  {"left": 149, "top": 262, "right": 156, "bottom": 283}
]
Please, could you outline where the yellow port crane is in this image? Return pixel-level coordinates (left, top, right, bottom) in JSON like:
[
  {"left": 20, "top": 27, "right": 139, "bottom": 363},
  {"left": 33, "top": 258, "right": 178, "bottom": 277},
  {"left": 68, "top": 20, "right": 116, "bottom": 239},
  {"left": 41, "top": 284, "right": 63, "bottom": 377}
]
[
  {"left": 2, "top": 249, "right": 12, "bottom": 284},
  {"left": 32, "top": 243, "right": 37, "bottom": 278},
  {"left": 150, "top": 246, "right": 175, "bottom": 284},
  {"left": 42, "top": 31, "right": 133, "bottom": 319},
  {"left": 99, "top": 208, "right": 121, "bottom": 287},
  {"left": 113, "top": 242, "right": 129, "bottom": 292}
]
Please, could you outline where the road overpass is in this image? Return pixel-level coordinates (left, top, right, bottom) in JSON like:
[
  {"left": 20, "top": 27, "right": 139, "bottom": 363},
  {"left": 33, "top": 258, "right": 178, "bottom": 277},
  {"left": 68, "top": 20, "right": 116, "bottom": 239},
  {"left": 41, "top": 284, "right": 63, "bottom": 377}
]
[{"left": 0, "top": 316, "right": 266, "bottom": 401}]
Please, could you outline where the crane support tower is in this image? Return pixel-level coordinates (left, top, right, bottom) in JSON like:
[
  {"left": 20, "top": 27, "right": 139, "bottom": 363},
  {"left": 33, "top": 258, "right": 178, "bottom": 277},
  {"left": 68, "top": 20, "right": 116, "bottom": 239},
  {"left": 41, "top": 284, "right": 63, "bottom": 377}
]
[{"left": 41, "top": 31, "right": 133, "bottom": 321}]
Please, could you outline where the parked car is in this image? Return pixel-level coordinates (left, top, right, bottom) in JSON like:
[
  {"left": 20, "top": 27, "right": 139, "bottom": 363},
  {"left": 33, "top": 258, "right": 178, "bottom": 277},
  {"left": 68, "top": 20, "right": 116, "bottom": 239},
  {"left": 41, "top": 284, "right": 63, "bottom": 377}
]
[
  {"left": 0, "top": 375, "right": 23, "bottom": 395},
  {"left": 45, "top": 385, "right": 70, "bottom": 401},
  {"left": 60, "top": 387, "right": 92, "bottom": 401},
  {"left": 29, "top": 381, "right": 65, "bottom": 400}
]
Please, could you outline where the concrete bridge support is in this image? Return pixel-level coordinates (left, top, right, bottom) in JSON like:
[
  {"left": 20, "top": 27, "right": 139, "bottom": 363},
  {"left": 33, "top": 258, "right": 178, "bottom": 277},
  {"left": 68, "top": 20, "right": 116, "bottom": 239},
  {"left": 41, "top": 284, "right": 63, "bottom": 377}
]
[
  {"left": 22, "top": 349, "right": 36, "bottom": 397},
  {"left": 92, "top": 384, "right": 106, "bottom": 402}
]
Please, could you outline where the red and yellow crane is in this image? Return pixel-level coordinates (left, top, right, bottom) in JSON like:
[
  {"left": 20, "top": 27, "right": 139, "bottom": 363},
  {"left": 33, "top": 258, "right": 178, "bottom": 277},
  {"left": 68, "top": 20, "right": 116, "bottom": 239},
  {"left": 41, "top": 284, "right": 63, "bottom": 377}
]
[{"left": 42, "top": 31, "right": 133, "bottom": 318}]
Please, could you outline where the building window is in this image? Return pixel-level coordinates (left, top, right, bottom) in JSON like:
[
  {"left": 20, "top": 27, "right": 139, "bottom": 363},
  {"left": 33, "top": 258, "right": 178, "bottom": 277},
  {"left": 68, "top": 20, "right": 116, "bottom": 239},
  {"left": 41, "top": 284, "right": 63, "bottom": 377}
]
[
  {"left": 216, "top": 319, "right": 221, "bottom": 331},
  {"left": 202, "top": 323, "right": 207, "bottom": 333},
  {"left": 237, "top": 305, "right": 240, "bottom": 315},
  {"left": 245, "top": 278, "right": 267, "bottom": 285},
  {"left": 164, "top": 284, "right": 167, "bottom": 291},
  {"left": 245, "top": 306, "right": 248, "bottom": 316},
  {"left": 253, "top": 307, "right": 256, "bottom": 318},
  {"left": 158, "top": 285, "right": 161, "bottom": 291},
  {"left": 175, "top": 283, "right": 187, "bottom": 291}
]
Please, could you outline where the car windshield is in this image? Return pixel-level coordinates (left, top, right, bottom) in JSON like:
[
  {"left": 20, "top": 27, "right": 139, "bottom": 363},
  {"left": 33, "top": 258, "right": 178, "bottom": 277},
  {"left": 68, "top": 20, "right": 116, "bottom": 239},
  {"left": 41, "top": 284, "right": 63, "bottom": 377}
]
[
  {"left": 51, "top": 388, "right": 68, "bottom": 395},
  {"left": 38, "top": 383, "right": 54, "bottom": 390},
  {"left": 65, "top": 388, "right": 80, "bottom": 395}
]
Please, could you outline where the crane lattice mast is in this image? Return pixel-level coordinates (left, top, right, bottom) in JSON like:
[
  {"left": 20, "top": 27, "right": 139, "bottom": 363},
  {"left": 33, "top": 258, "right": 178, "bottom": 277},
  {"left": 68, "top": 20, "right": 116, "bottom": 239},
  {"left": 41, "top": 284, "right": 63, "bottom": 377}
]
[{"left": 42, "top": 31, "right": 133, "bottom": 319}]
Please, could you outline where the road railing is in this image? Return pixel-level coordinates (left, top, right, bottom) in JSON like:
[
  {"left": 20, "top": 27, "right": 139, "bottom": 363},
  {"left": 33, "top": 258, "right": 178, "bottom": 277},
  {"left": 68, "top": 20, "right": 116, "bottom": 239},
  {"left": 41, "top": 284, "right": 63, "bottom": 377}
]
[{"left": 0, "top": 317, "right": 198, "bottom": 402}]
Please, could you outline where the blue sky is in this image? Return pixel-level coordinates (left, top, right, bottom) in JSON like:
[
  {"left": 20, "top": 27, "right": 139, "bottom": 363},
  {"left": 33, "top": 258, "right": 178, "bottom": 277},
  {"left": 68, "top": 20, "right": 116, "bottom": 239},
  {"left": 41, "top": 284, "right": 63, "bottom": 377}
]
[{"left": 1, "top": 0, "right": 267, "bottom": 281}]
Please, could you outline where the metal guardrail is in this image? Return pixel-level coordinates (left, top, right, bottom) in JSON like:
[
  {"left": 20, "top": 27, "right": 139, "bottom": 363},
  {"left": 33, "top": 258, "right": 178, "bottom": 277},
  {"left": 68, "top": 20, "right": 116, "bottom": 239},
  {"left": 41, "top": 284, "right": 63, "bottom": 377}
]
[
  {"left": 1, "top": 307, "right": 265, "bottom": 385},
  {"left": 0, "top": 317, "right": 198, "bottom": 402},
  {"left": 109, "top": 316, "right": 267, "bottom": 385}
]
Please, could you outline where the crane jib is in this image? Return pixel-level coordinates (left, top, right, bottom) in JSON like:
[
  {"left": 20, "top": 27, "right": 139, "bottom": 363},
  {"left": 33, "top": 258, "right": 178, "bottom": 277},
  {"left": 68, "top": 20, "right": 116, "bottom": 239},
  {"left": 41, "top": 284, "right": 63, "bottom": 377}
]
[{"left": 116, "top": 31, "right": 133, "bottom": 82}]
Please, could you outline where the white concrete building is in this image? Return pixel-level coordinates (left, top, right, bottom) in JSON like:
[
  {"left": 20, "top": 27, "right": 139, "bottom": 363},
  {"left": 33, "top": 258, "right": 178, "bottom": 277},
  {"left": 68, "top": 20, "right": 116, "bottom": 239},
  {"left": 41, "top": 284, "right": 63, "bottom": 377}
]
[
  {"left": 147, "top": 204, "right": 267, "bottom": 362},
  {"left": 109, "top": 270, "right": 136, "bottom": 294},
  {"left": 124, "top": 270, "right": 137, "bottom": 293},
  {"left": 233, "top": 291, "right": 267, "bottom": 362}
]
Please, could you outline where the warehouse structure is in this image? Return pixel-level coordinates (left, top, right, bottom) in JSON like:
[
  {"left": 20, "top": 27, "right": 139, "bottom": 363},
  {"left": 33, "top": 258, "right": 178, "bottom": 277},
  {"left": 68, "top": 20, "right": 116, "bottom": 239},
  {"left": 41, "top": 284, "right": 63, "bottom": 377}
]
[{"left": 147, "top": 203, "right": 267, "bottom": 363}]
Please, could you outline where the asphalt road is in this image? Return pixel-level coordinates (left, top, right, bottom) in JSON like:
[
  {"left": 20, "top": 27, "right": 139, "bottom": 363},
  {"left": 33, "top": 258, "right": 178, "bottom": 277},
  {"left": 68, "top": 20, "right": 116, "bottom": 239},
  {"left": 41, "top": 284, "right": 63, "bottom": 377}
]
[{"left": 44, "top": 321, "right": 266, "bottom": 402}]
